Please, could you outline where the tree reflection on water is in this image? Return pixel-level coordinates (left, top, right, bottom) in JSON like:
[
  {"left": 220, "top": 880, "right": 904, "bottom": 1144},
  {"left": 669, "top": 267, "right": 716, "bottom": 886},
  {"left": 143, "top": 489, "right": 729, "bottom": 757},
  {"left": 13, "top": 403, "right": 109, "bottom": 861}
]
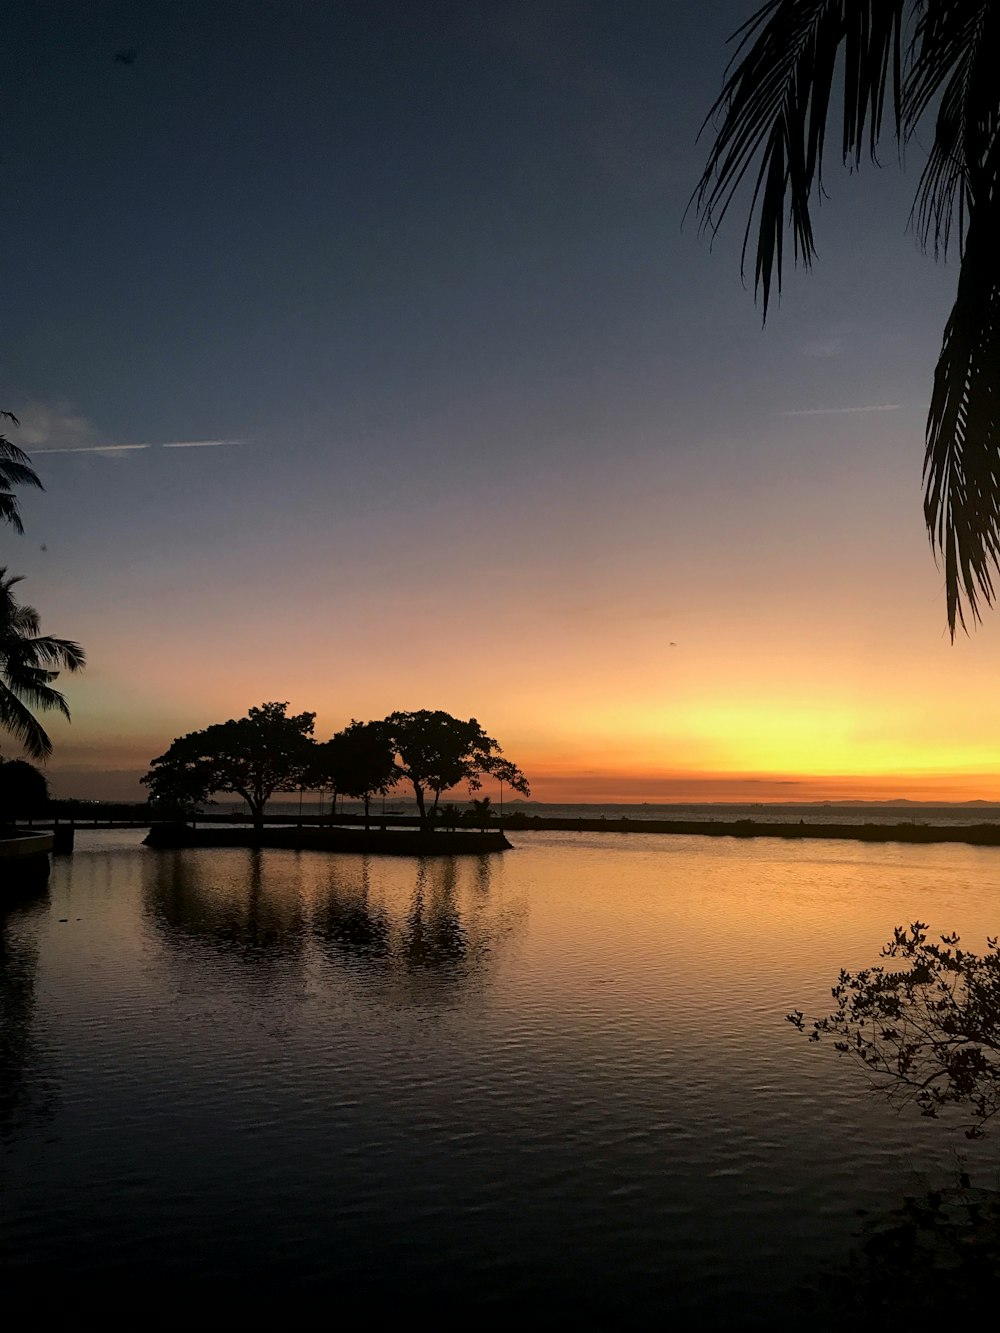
[
  {"left": 143, "top": 848, "right": 307, "bottom": 964},
  {"left": 0, "top": 890, "right": 51, "bottom": 1142},
  {"left": 315, "top": 857, "right": 494, "bottom": 979},
  {"left": 142, "top": 849, "right": 525, "bottom": 1003}
]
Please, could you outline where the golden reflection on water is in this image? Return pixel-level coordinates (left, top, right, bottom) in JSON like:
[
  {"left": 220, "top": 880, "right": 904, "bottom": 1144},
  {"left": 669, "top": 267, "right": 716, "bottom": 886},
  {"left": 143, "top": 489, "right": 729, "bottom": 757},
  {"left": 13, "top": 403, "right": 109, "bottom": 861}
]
[
  {"left": 49, "top": 828, "right": 1000, "bottom": 1025},
  {"left": 480, "top": 832, "right": 1000, "bottom": 1083},
  {"left": 63, "top": 825, "right": 1000, "bottom": 1044}
]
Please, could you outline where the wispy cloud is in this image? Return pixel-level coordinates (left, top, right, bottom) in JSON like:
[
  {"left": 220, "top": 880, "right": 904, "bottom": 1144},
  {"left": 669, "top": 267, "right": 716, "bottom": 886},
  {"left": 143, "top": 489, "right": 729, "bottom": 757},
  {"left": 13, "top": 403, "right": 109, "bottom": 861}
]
[
  {"left": 801, "top": 336, "right": 846, "bottom": 359},
  {"left": 13, "top": 402, "right": 98, "bottom": 451},
  {"left": 10, "top": 404, "right": 243, "bottom": 457},
  {"left": 780, "top": 403, "right": 901, "bottom": 417}
]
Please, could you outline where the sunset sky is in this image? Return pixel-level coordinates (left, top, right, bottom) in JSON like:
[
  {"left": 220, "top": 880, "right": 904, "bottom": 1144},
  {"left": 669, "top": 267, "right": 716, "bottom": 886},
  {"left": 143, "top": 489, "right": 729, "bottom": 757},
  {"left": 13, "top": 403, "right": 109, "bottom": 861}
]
[{"left": 6, "top": 0, "right": 999, "bottom": 804}]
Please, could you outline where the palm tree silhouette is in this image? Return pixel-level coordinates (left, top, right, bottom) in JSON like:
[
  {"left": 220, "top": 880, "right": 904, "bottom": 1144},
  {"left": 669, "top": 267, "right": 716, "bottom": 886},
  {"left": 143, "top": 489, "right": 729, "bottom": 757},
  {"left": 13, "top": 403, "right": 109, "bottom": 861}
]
[
  {"left": 0, "top": 569, "right": 85, "bottom": 760},
  {"left": 0, "top": 413, "right": 43, "bottom": 535},
  {"left": 695, "top": 1, "right": 1000, "bottom": 635}
]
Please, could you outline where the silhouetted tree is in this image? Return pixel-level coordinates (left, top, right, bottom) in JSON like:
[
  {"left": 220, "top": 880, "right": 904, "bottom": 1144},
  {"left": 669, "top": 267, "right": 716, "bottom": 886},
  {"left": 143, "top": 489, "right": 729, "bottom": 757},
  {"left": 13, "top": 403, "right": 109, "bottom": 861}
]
[
  {"left": 0, "top": 412, "right": 43, "bottom": 535},
  {"left": 470, "top": 796, "right": 494, "bottom": 831},
  {"left": 141, "top": 763, "right": 209, "bottom": 824},
  {"left": 383, "top": 709, "right": 529, "bottom": 831},
  {"left": 316, "top": 720, "right": 397, "bottom": 831},
  {"left": 142, "top": 702, "right": 316, "bottom": 834},
  {"left": 0, "top": 758, "right": 49, "bottom": 821},
  {"left": 696, "top": 2, "right": 1000, "bottom": 635},
  {"left": 0, "top": 569, "right": 85, "bottom": 760},
  {"left": 789, "top": 922, "right": 1000, "bottom": 1138}
]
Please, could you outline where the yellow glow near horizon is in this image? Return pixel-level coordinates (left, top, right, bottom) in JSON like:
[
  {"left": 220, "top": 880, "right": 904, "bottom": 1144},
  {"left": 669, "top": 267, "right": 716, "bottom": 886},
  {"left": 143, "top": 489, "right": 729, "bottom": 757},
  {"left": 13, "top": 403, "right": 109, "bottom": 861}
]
[{"left": 42, "top": 677, "right": 1000, "bottom": 804}]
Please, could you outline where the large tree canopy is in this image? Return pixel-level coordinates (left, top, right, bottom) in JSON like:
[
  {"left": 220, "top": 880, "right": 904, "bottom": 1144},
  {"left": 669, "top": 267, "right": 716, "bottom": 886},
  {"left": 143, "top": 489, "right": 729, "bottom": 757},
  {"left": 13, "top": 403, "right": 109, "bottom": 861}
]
[
  {"left": 313, "top": 720, "right": 398, "bottom": 828},
  {"left": 383, "top": 710, "right": 529, "bottom": 828},
  {"left": 0, "top": 568, "right": 85, "bottom": 761},
  {"left": 0, "top": 758, "right": 49, "bottom": 820},
  {"left": 696, "top": 0, "right": 1000, "bottom": 635},
  {"left": 142, "top": 701, "right": 316, "bottom": 830}
]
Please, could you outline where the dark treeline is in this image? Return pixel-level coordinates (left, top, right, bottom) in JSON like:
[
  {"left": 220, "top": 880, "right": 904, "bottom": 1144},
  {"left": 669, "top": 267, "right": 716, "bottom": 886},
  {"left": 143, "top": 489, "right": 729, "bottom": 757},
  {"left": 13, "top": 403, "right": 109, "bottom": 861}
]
[{"left": 141, "top": 702, "right": 530, "bottom": 833}]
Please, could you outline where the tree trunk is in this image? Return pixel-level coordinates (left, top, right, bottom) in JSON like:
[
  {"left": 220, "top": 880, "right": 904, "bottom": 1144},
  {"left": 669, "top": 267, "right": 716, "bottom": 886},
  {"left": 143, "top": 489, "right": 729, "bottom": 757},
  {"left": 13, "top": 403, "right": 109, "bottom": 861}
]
[
  {"left": 412, "top": 781, "right": 427, "bottom": 831},
  {"left": 364, "top": 792, "right": 371, "bottom": 833}
]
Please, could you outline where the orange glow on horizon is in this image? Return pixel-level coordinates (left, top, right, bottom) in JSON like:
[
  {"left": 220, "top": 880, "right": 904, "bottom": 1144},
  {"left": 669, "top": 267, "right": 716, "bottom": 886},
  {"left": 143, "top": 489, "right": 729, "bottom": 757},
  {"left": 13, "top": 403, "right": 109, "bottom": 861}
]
[
  {"left": 517, "top": 770, "right": 1000, "bottom": 805},
  {"left": 34, "top": 520, "right": 1000, "bottom": 806}
]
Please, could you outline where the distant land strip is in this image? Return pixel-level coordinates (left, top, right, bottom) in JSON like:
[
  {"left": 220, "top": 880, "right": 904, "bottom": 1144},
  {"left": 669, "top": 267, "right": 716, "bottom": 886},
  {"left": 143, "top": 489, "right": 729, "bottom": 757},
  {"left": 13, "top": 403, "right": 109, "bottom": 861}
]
[
  {"left": 23, "top": 806, "right": 1000, "bottom": 847},
  {"left": 502, "top": 815, "right": 1000, "bottom": 846}
]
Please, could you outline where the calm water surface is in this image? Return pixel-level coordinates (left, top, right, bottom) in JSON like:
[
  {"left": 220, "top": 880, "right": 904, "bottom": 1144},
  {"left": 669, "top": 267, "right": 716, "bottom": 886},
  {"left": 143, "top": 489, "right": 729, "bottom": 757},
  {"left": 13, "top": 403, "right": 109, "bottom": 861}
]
[{"left": 4, "top": 829, "right": 1000, "bottom": 1323}]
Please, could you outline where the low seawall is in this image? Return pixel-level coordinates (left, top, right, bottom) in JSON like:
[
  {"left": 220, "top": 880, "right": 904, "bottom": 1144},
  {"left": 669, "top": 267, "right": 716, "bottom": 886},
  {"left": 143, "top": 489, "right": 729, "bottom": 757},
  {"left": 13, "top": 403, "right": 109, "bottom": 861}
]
[
  {"left": 144, "top": 824, "right": 512, "bottom": 856},
  {"left": 0, "top": 832, "right": 53, "bottom": 891}
]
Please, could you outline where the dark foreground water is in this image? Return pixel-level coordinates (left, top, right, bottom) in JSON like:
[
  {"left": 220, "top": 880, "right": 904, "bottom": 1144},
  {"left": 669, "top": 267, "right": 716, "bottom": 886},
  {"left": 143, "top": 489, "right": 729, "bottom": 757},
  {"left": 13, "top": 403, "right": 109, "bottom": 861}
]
[{"left": 3, "top": 830, "right": 1000, "bottom": 1323}]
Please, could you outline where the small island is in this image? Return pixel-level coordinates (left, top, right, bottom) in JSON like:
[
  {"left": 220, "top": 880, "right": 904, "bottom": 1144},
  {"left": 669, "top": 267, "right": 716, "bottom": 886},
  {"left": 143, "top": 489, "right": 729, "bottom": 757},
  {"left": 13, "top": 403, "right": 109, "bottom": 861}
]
[{"left": 140, "top": 703, "right": 529, "bottom": 857}]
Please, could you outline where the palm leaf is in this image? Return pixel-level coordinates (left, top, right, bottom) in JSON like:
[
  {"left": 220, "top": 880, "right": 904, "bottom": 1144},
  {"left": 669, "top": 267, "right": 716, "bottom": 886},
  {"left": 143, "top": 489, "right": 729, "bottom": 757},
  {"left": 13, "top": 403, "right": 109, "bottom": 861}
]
[
  {"left": 0, "top": 661, "right": 71, "bottom": 719},
  {"left": 0, "top": 565, "right": 85, "bottom": 758},
  {"left": 698, "top": 0, "right": 1000, "bottom": 631},
  {"left": 3, "top": 634, "right": 86, "bottom": 673},
  {"left": 923, "top": 197, "right": 1000, "bottom": 634},
  {"left": 0, "top": 682, "right": 56, "bottom": 760},
  {"left": 694, "top": 0, "right": 905, "bottom": 317},
  {"left": 0, "top": 494, "right": 25, "bottom": 534},
  {"left": 0, "top": 426, "right": 44, "bottom": 534},
  {"left": 907, "top": 1, "right": 997, "bottom": 257}
]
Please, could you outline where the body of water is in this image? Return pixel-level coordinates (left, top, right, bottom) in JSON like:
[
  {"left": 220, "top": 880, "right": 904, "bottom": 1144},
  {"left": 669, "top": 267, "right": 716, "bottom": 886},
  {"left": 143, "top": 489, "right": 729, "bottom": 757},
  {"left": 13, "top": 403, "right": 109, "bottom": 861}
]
[{"left": 3, "top": 828, "right": 1000, "bottom": 1322}]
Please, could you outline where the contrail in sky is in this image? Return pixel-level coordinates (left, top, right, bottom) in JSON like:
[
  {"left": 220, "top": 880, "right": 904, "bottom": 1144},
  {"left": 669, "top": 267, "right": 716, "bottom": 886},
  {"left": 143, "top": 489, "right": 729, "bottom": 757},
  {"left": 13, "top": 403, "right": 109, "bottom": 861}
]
[
  {"left": 780, "top": 404, "right": 901, "bottom": 417},
  {"left": 31, "top": 443, "right": 149, "bottom": 454},
  {"left": 31, "top": 439, "right": 242, "bottom": 454},
  {"left": 161, "top": 439, "right": 237, "bottom": 448}
]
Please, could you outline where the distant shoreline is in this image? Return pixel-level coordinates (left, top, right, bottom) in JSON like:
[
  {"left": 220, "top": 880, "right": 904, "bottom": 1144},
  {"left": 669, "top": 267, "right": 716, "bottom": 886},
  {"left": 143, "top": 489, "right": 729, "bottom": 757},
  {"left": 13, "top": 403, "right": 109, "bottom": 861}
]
[
  {"left": 37, "top": 809, "right": 1000, "bottom": 849},
  {"left": 500, "top": 814, "right": 1000, "bottom": 846}
]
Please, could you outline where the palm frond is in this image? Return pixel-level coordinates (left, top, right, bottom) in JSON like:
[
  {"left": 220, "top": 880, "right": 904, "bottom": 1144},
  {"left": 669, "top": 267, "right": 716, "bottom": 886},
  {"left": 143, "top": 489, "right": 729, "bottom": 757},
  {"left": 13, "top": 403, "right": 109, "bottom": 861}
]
[
  {"left": 0, "top": 564, "right": 84, "bottom": 756},
  {"left": 4, "top": 634, "right": 86, "bottom": 672},
  {"left": 923, "top": 195, "right": 1000, "bottom": 635},
  {"left": 0, "top": 683, "right": 55, "bottom": 760},
  {"left": 4, "top": 604, "right": 42, "bottom": 638},
  {"left": 0, "top": 661, "right": 71, "bottom": 718},
  {"left": 694, "top": 0, "right": 905, "bottom": 317},
  {"left": 0, "top": 432, "right": 43, "bottom": 533},
  {"left": 0, "top": 494, "right": 25, "bottom": 534},
  {"left": 0, "top": 460, "right": 43, "bottom": 491},
  {"left": 907, "top": 0, "right": 997, "bottom": 257}
]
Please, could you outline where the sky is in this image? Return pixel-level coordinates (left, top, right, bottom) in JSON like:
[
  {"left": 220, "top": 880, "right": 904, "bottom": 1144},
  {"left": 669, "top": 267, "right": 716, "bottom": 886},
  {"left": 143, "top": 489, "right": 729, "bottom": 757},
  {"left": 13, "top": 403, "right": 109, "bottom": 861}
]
[{"left": 4, "top": 0, "right": 998, "bottom": 804}]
